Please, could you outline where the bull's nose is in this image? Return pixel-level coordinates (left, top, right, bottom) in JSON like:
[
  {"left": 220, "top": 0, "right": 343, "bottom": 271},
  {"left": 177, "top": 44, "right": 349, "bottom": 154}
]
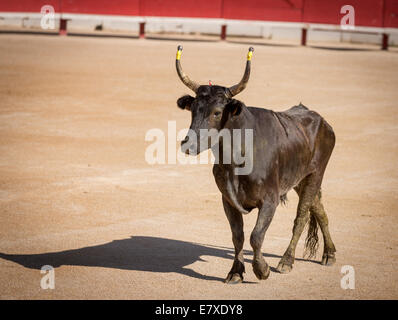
[
  {"left": 182, "top": 144, "right": 194, "bottom": 155},
  {"left": 186, "top": 146, "right": 198, "bottom": 155},
  {"left": 181, "top": 141, "right": 197, "bottom": 155}
]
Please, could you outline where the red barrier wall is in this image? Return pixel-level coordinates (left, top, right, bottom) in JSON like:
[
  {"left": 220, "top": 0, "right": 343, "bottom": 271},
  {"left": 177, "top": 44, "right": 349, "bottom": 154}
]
[
  {"left": 384, "top": 0, "right": 398, "bottom": 28},
  {"left": 61, "top": 0, "right": 140, "bottom": 16},
  {"left": 222, "top": 0, "right": 303, "bottom": 22},
  {"left": 0, "top": 0, "right": 60, "bottom": 13},
  {"left": 0, "top": 0, "right": 397, "bottom": 29},
  {"left": 141, "top": 0, "right": 222, "bottom": 18}
]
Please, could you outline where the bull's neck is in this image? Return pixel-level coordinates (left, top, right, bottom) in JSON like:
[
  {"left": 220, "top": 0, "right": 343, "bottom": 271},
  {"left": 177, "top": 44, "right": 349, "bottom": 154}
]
[
  {"left": 211, "top": 104, "right": 254, "bottom": 169},
  {"left": 227, "top": 104, "right": 254, "bottom": 130}
]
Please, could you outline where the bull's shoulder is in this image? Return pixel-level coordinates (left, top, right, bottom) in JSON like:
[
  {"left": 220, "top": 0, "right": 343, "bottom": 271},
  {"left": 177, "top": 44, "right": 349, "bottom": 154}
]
[{"left": 246, "top": 106, "right": 275, "bottom": 117}]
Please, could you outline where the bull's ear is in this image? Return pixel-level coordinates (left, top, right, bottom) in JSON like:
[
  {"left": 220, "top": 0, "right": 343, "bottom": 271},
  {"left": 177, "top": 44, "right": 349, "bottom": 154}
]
[
  {"left": 177, "top": 95, "right": 194, "bottom": 111},
  {"left": 225, "top": 99, "right": 243, "bottom": 117}
]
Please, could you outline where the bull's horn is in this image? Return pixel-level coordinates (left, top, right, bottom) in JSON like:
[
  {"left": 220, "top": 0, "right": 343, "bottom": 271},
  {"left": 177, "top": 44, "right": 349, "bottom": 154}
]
[
  {"left": 176, "top": 45, "right": 200, "bottom": 93},
  {"left": 226, "top": 47, "right": 254, "bottom": 98}
]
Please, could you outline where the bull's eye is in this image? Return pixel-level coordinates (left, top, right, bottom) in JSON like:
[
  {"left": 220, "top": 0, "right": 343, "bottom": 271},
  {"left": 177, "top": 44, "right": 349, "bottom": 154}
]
[{"left": 214, "top": 111, "right": 222, "bottom": 117}]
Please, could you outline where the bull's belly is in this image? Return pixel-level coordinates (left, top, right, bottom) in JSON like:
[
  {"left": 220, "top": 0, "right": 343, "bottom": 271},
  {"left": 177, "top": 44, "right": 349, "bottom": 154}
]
[
  {"left": 276, "top": 145, "right": 315, "bottom": 195},
  {"left": 232, "top": 171, "right": 311, "bottom": 209},
  {"left": 216, "top": 174, "right": 273, "bottom": 212},
  {"left": 278, "top": 170, "right": 310, "bottom": 195},
  {"left": 213, "top": 161, "right": 313, "bottom": 213}
]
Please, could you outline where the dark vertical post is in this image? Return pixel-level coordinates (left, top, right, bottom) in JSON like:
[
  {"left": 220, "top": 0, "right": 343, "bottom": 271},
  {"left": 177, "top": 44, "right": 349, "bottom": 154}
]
[
  {"left": 301, "top": 28, "right": 307, "bottom": 46},
  {"left": 221, "top": 24, "right": 227, "bottom": 41},
  {"left": 59, "top": 18, "right": 67, "bottom": 36},
  {"left": 139, "top": 22, "right": 145, "bottom": 39},
  {"left": 382, "top": 33, "right": 389, "bottom": 50},
  {"left": 301, "top": 0, "right": 307, "bottom": 46}
]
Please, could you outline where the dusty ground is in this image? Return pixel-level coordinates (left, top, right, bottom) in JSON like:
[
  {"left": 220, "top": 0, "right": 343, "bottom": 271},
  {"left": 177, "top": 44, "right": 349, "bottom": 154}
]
[{"left": 0, "top": 34, "right": 397, "bottom": 300}]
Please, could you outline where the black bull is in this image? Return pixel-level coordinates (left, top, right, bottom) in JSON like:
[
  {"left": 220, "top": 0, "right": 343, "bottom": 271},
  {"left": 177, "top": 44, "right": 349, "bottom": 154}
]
[{"left": 175, "top": 46, "right": 336, "bottom": 284}]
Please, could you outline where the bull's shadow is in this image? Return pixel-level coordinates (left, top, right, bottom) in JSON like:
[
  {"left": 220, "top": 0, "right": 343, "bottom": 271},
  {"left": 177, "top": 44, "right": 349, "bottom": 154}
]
[{"left": 0, "top": 236, "right": 262, "bottom": 283}]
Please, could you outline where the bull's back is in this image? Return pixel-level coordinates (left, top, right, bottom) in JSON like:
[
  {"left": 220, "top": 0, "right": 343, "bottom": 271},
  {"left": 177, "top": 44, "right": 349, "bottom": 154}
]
[
  {"left": 283, "top": 104, "right": 336, "bottom": 172},
  {"left": 246, "top": 106, "right": 313, "bottom": 193},
  {"left": 247, "top": 104, "right": 335, "bottom": 192},
  {"left": 284, "top": 104, "right": 335, "bottom": 151}
]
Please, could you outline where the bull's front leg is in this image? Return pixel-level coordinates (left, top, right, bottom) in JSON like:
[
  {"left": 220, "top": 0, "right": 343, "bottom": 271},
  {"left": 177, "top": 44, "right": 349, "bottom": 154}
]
[
  {"left": 250, "top": 201, "right": 277, "bottom": 280},
  {"left": 222, "top": 196, "right": 245, "bottom": 284}
]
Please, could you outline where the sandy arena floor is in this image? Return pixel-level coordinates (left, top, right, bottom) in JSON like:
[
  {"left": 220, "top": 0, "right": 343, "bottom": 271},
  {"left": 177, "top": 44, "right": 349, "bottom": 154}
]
[{"left": 0, "top": 34, "right": 397, "bottom": 299}]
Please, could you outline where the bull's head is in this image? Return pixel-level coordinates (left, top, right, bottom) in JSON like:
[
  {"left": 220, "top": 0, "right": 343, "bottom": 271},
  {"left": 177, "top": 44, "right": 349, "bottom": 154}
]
[{"left": 176, "top": 45, "right": 254, "bottom": 155}]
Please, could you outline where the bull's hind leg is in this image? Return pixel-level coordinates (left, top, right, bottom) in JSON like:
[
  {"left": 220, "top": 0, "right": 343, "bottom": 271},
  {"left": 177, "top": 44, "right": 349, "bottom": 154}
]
[
  {"left": 276, "top": 175, "right": 321, "bottom": 274},
  {"left": 310, "top": 191, "right": 336, "bottom": 266},
  {"left": 223, "top": 197, "right": 245, "bottom": 284}
]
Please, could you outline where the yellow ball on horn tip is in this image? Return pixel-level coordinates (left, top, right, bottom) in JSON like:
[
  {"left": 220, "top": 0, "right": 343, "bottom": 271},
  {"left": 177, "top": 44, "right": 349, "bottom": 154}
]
[
  {"left": 247, "top": 47, "right": 254, "bottom": 61},
  {"left": 176, "top": 45, "right": 183, "bottom": 60}
]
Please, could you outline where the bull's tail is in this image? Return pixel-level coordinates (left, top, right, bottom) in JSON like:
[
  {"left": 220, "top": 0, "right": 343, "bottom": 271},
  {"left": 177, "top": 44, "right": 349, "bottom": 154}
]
[{"left": 303, "top": 212, "right": 319, "bottom": 259}]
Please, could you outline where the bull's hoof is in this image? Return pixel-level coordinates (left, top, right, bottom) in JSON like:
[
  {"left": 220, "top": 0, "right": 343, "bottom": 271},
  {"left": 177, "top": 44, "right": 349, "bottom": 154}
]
[
  {"left": 252, "top": 260, "right": 270, "bottom": 280},
  {"left": 276, "top": 255, "right": 294, "bottom": 274},
  {"left": 276, "top": 262, "right": 293, "bottom": 274},
  {"left": 321, "top": 253, "right": 336, "bottom": 266},
  {"left": 225, "top": 273, "right": 243, "bottom": 284}
]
